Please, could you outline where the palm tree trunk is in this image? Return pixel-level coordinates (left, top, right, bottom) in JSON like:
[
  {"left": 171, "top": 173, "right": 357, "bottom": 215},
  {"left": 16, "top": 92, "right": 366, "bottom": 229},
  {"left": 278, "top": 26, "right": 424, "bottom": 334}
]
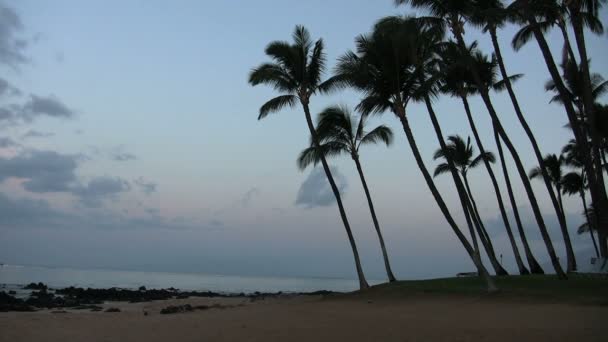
[
  {"left": 462, "top": 173, "right": 509, "bottom": 276},
  {"left": 461, "top": 95, "right": 529, "bottom": 274},
  {"left": 453, "top": 29, "right": 567, "bottom": 279},
  {"left": 489, "top": 27, "right": 576, "bottom": 272},
  {"left": 493, "top": 126, "right": 544, "bottom": 274},
  {"left": 301, "top": 101, "right": 369, "bottom": 290},
  {"left": 394, "top": 103, "right": 497, "bottom": 292},
  {"left": 523, "top": 7, "right": 608, "bottom": 259},
  {"left": 352, "top": 154, "right": 397, "bottom": 282},
  {"left": 570, "top": 12, "right": 608, "bottom": 257},
  {"left": 581, "top": 190, "right": 600, "bottom": 258},
  {"left": 423, "top": 95, "right": 507, "bottom": 276},
  {"left": 557, "top": 22, "right": 578, "bottom": 65}
]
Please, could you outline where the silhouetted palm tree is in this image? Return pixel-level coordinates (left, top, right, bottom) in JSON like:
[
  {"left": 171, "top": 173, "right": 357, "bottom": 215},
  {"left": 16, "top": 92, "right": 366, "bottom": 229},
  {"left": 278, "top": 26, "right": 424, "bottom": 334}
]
[
  {"left": 333, "top": 16, "right": 498, "bottom": 291},
  {"left": 529, "top": 153, "right": 576, "bottom": 270},
  {"left": 509, "top": 0, "right": 608, "bottom": 259},
  {"left": 562, "top": 171, "right": 600, "bottom": 258},
  {"left": 298, "top": 105, "right": 397, "bottom": 282},
  {"left": 248, "top": 26, "right": 369, "bottom": 289},
  {"left": 395, "top": 0, "right": 566, "bottom": 278},
  {"left": 439, "top": 41, "right": 534, "bottom": 275},
  {"left": 466, "top": 0, "right": 577, "bottom": 273},
  {"left": 433, "top": 135, "right": 508, "bottom": 275}
]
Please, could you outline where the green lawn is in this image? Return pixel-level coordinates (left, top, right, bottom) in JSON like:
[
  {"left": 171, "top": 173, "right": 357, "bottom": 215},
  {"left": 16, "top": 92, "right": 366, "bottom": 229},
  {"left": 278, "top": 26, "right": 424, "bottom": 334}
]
[{"left": 345, "top": 274, "right": 608, "bottom": 305}]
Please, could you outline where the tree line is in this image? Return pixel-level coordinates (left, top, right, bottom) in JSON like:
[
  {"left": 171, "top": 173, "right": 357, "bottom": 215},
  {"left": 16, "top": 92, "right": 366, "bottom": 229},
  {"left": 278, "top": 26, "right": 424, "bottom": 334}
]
[{"left": 248, "top": 0, "right": 607, "bottom": 291}]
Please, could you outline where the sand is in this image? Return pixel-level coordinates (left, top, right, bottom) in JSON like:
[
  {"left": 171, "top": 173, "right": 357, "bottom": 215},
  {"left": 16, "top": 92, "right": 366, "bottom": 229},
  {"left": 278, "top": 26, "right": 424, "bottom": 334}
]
[{"left": 0, "top": 294, "right": 605, "bottom": 342}]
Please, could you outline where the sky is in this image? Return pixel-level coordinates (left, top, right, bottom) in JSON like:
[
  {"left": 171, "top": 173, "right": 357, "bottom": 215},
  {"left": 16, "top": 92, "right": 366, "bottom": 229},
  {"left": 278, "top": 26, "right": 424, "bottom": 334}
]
[{"left": 1, "top": 0, "right": 607, "bottom": 281}]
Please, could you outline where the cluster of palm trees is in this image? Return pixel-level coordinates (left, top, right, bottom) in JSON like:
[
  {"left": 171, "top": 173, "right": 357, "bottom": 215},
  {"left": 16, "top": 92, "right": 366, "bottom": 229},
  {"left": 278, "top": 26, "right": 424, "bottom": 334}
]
[{"left": 248, "top": 0, "right": 607, "bottom": 291}]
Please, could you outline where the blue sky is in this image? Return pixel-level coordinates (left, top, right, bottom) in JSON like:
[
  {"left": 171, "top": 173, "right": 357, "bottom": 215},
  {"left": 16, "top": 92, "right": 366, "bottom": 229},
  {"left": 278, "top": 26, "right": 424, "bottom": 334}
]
[{"left": 1, "top": 0, "right": 607, "bottom": 280}]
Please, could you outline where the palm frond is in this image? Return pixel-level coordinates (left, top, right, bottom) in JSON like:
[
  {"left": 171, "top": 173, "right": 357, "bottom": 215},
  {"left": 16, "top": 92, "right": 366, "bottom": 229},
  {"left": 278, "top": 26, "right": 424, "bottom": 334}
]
[
  {"left": 359, "top": 125, "right": 394, "bottom": 148},
  {"left": 433, "top": 162, "right": 452, "bottom": 177},
  {"left": 296, "top": 141, "right": 348, "bottom": 170},
  {"left": 258, "top": 95, "right": 297, "bottom": 120}
]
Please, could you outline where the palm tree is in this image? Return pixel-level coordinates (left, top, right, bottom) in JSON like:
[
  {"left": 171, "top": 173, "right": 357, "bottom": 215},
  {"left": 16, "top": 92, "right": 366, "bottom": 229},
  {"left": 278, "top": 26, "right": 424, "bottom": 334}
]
[
  {"left": 562, "top": 171, "right": 600, "bottom": 258},
  {"left": 396, "top": 0, "right": 567, "bottom": 278},
  {"left": 529, "top": 154, "right": 577, "bottom": 271},
  {"left": 467, "top": 0, "right": 578, "bottom": 273},
  {"left": 333, "top": 16, "right": 498, "bottom": 291},
  {"left": 439, "top": 41, "right": 534, "bottom": 275},
  {"left": 297, "top": 105, "right": 397, "bottom": 282},
  {"left": 545, "top": 59, "right": 608, "bottom": 126},
  {"left": 248, "top": 26, "right": 369, "bottom": 290},
  {"left": 433, "top": 135, "right": 509, "bottom": 275},
  {"left": 508, "top": 0, "right": 608, "bottom": 259}
]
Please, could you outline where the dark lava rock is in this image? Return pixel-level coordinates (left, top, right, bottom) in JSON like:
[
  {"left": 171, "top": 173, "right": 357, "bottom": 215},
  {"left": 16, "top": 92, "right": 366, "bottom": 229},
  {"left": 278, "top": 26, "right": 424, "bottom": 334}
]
[
  {"left": 0, "top": 291, "right": 35, "bottom": 312},
  {"left": 23, "top": 282, "right": 47, "bottom": 290},
  {"left": 160, "top": 304, "right": 193, "bottom": 314},
  {"left": 8, "top": 290, "right": 16, "bottom": 295},
  {"left": 104, "top": 307, "right": 121, "bottom": 313}
]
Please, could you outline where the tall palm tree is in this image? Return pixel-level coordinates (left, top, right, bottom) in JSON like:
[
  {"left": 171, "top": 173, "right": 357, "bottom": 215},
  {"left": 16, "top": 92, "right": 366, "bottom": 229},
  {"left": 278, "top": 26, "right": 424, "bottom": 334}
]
[
  {"left": 508, "top": 0, "right": 608, "bottom": 259},
  {"left": 298, "top": 105, "right": 397, "bottom": 282},
  {"left": 545, "top": 59, "right": 608, "bottom": 118},
  {"left": 562, "top": 171, "right": 600, "bottom": 258},
  {"left": 529, "top": 154, "right": 577, "bottom": 271},
  {"left": 439, "top": 41, "right": 534, "bottom": 274},
  {"left": 433, "top": 135, "right": 509, "bottom": 275},
  {"left": 467, "top": 0, "right": 577, "bottom": 273},
  {"left": 248, "top": 26, "right": 369, "bottom": 289},
  {"left": 396, "top": 0, "right": 568, "bottom": 278},
  {"left": 333, "top": 16, "right": 498, "bottom": 291}
]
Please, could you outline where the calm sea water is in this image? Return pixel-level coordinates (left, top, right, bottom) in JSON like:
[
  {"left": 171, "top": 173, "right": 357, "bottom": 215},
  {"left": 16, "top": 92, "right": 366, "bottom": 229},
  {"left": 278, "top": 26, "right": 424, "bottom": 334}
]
[{"left": 0, "top": 264, "right": 377, "bottom": 293}]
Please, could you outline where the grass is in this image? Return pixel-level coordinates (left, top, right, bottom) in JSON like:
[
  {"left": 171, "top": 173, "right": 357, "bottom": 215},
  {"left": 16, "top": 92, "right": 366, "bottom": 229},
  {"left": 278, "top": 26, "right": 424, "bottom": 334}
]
[{"left": 344, "top": 274, "right": 608, "bottom": 305}]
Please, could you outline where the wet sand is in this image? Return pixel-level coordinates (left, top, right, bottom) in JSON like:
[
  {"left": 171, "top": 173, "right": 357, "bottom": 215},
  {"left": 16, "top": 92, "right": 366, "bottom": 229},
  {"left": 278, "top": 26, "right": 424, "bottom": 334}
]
[{"left": 0, "top": 294, "right": 604, "bottom": 341}]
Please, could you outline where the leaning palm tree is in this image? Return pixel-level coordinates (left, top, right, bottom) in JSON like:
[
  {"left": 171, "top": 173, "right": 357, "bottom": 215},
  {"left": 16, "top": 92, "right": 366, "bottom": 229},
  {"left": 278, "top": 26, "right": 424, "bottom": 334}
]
[
  {"left": 332, "top": 16, "right": 498, "bottom": 291},
  {"left": 298, "top": 106, "right": 397, "bottom": 282},
  {"left": 562, "top": 171, "right": 600, "bottom": 258},
  {"left": 508, "top": 0, "right": 608, "bottom": 259},
  {"left": 433, "top": 135, "right": 508, "bottom": 275},
  {"left": 529, "top": 154, "right": 577, "bottom": 271},
  {"left": 396, "top": 0, "right": 567, "bottom": 278},
  {"left": 248, "top": 26, "right": 369, "bottom": 289},
  {"left": 468, "top": 0, "right": 577, "bottom": 273},
  {"left": 439, "top": 41, "right": 535, "bottom": 275}
]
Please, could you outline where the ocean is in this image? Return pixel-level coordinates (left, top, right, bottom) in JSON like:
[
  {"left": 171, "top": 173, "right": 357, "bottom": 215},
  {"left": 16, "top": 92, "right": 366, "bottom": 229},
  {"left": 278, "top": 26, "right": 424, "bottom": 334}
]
[{"left": 0, "top": 264, "right": 378, "bottom": 294}]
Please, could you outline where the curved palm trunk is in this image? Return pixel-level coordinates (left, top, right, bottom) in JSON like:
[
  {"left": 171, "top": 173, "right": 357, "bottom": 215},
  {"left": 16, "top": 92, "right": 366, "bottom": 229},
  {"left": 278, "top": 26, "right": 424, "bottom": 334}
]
[
  {"left": 423, "top": 95, "right": 507, "bottom": 276},
  {"left": 493, "top": 127, "right": 544, "bottom": 274},
  {"left": 523, "top": 7, "right": 608, "bottom": 259},
  {"left": 352, "top": 155, "right": 397, "bottom": 282},
  {"left": 570, "top": 11, "right": 608, "bottom": 257},
  {"left": 453, "top": 30, "right": 567, "bottom": 279},
  {"left": 489, "top": 27, "right": 576, "bottom": 273},
  {"left": 461, "top": 95, "right": 529, "bottom": 274},
  {"left": 581, "top": 190, "right": 600, "bottom": 258},
  {"left": 462, "top": 173, "right": 509, "bottom": 275},
  {"left": 301, "top": 101, "right": 369, "bottom": 290},
  {"left": 557, "top": 22, "right": 578, "bottom": 65},
  {"left": 394, "top": 104, "right": 497, "bottom": 292}
]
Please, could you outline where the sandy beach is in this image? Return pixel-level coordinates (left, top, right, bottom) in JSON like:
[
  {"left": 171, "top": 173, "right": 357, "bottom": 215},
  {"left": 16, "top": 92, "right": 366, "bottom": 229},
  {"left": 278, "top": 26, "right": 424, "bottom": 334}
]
[{"left": 1, "top": 292, "right": 605, "bottom": 342}]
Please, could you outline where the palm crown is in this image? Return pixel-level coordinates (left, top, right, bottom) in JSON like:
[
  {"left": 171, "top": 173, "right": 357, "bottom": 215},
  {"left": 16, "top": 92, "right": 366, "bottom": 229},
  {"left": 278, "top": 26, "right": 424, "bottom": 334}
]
[
  {"left": 433, "top": 135, "right": 496, "bottom": 177},
  {"left": 248, "top": 25, "right": 336, "bottom": 119},
  {"left": 297, "top": 106, "right": 393, "bottom": 170}
]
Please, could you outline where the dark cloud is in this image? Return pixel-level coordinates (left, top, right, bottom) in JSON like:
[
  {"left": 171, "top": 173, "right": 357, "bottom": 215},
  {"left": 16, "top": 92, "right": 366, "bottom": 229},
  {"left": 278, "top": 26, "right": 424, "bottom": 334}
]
[
  {"left": 0, "top": 149, "right": 79, "bottom": 193},
  {"left": 0, "top": 2, "right": 28, "bottom": 68},
  {"left": 21, "top": 95, "right": 74, "bottom": 121},
  {"left": 72, "top": 176, "right": 131, "bottom": 208},
  {"left": 0, "top": 149, "right": 132, "bottom": 207},
  {"left": 145, "top": 207, "right": 160, "bottom": 215},
  {"left": 241, "top": 187, "right": 260, "bottom": 207},
  {"left": 295, "top": 166, "right": 348, "bottom": 208},
  {"left": 0, "top": 192, "right": 204, "bottom": 232},
  {"left": 112, "top": 152, "right": 137, "bottom": 162},
  {"left": 0, "top": 137, "right": 16, "bottom": 147},
  {"left": 21, "top": 129, "right": 55, "bottom": 139},
  {"left": 0, "top": 77, "right": 21, "bottom": 97},
  {"left": 134, "top": 177, "right": 157, "bottom": 195}
]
